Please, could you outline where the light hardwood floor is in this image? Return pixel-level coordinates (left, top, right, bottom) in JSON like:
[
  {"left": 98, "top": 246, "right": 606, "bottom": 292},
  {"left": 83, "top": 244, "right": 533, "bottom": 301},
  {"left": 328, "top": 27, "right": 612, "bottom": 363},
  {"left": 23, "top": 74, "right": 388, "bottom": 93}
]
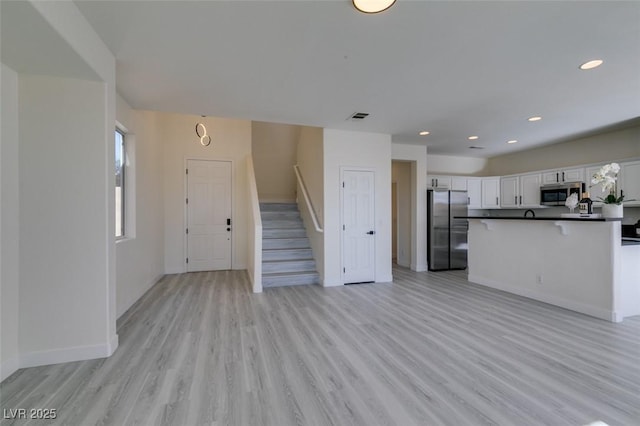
[{"left": 2, "top": 266, "right": 640, "bottom": 425}]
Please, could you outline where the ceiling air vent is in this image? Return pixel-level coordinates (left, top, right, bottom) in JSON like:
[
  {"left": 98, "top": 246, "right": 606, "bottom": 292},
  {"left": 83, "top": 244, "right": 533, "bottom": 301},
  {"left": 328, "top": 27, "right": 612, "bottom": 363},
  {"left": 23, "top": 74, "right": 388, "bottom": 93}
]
[
  {"left": 469, "top": 146, "right": 485, "bottom": 150},
  {"left": 348, "top": 112, "right": 369, "bottom": 121}
]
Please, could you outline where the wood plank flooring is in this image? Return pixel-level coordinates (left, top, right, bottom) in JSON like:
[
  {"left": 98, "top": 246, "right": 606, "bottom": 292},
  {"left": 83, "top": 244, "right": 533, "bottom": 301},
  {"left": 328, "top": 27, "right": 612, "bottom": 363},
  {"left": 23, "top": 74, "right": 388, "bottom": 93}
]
[{"left": 2, "top": 266, "right": 640, "bottom": 425}]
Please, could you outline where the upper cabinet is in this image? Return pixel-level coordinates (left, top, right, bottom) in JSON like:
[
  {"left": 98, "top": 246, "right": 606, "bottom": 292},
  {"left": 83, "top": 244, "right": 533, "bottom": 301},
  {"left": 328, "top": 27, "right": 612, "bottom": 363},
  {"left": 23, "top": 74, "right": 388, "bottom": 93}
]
[
  {"left": 427, "top": 175, "right": 451, "bottom": 189},
  {"left": 481, "top": 178, "right": 501, "bottom": 209},
  {"left": 500, "top": 173, "right": 542, "bottom": 208},
  {"left": 541, "top": 167, "right": 584, "bottom": 184},
  {"left": 467, "top": 178, "right": 482, "bottom": 209},
  {"left": 620, "top": 161, "right": 640, "bottom": 206}
]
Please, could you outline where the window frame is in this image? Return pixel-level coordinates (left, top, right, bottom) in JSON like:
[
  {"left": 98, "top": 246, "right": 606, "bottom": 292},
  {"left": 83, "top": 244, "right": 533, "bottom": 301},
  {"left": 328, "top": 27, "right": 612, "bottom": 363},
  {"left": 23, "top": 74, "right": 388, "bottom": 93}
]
[{"left": 115, "top": 128, "right": 126, "bottom": 239}]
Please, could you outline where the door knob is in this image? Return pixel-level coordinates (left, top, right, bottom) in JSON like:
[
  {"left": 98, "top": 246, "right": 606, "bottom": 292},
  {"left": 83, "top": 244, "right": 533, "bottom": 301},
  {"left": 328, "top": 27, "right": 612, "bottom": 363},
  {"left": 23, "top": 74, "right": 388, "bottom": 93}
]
[{"left": 367, "top": 230, "right": 375, "bottom": 235}]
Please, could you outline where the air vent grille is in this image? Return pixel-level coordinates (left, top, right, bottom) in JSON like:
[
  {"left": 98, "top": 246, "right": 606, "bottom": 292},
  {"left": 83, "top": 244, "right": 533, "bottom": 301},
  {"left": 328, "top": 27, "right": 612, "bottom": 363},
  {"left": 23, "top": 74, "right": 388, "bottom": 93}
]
[
  {"left": 469, "top": 146, "right": 485, "bottom": 150},
  {"left": 348, "top": 112, "right": 370, "bottom": 121}
]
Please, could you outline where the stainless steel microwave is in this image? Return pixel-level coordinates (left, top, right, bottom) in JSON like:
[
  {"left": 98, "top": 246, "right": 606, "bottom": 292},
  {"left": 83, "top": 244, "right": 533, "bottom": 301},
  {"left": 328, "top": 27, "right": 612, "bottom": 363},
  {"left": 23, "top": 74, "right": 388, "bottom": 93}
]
[{"left": 540, "top": 182, "right": 584, "bottom": 206}]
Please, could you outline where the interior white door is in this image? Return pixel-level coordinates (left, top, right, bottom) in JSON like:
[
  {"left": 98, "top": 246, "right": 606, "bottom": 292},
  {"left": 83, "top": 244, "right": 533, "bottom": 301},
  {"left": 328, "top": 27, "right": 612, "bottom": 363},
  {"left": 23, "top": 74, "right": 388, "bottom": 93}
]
[
  {"left": 187, "top": 160, "right": 232, "bottom": 272},
  {"left": 342, "top": 170, "right": 375, "bottom": 283}
]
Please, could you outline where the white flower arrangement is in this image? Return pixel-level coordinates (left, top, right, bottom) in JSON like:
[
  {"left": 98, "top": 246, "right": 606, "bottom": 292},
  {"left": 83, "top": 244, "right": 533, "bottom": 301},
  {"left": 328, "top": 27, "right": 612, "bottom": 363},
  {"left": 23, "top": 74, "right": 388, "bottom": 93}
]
[
  {"left": 565, "top": 192, "right": 579, "bottom": 212},
  {"left": 591, "top": 162, "right": 626, "bottom": 205}
]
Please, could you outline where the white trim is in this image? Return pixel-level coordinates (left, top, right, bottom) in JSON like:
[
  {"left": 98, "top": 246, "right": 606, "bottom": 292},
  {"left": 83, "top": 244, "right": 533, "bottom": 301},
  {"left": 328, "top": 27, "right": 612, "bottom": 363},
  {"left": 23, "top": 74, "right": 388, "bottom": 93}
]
[
  {"left": 0, "top": 356, "right": 20, "bottom": 382},
  {"left": 397, "top": 260, "right": 411, "bottom": 268},
  {"left": 468, "top": 274, "right": 619, "bottom": 323},
  {"left": 165, "top": 267, "right": 185, "bottom": 275},
  {"left": 20, "top": 338, "right": 118, "bottom": 370},
  {"left": 411, "top": 263, "right": 428, "bottom": 272}
]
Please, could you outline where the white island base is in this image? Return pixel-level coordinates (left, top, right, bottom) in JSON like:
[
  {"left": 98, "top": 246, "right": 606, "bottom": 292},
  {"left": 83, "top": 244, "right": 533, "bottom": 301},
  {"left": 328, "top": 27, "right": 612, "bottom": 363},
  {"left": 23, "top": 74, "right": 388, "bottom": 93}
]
[{"left": 465, "top": 218, "right": 640, "bottom": 322}]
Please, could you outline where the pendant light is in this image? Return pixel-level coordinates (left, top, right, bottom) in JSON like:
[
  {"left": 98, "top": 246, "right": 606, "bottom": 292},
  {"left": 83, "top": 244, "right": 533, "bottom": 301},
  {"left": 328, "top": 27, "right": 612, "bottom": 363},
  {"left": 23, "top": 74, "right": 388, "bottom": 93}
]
[{"left": 352, "top": 0, "right": 396, "bottom": 14}]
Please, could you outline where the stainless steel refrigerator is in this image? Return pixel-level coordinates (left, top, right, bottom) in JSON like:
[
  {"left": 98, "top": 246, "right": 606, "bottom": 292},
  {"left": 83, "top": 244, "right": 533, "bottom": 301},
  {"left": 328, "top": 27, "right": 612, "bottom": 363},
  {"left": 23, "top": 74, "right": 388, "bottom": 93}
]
[{"left": 427, "top": 190, "right": 468, "bottom": 271}]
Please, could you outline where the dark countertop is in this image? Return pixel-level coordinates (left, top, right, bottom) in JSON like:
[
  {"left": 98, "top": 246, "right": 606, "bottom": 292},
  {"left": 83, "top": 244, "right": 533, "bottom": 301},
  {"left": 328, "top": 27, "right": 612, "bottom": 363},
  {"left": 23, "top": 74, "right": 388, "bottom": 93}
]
[
  {"left": 622, "top": 237, "right": 640, "bottom": 246},
  {"left": 456, "top": 216, "right": 622, "bottom": 222}
]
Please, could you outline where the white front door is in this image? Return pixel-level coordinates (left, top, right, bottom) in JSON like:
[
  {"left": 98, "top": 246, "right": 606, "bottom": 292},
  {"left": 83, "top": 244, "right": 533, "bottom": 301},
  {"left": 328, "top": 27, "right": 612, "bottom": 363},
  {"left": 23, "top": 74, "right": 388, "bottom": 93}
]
[
  {"left": 187, "top": 160, "right": 232, "bottom": 272},
  {"left": 342, "top": 170, "right": 375, "bottom": 283}
]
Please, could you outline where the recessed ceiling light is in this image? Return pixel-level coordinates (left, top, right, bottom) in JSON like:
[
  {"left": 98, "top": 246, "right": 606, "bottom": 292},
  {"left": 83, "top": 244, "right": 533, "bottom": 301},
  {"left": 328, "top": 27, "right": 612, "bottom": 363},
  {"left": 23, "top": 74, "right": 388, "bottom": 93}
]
[
  {"left": 507, "top": 140, "right": 518, "bottom": 144},
  {"left": 419, "top": 131, "right": 430, "bottom": 136},
  {"left": 468, "top": 136, "right": 479, "bottom": 140},
  {"left": 580, "top": 59, "right": 603, "bottom": 70},
  {"left": 528, "top": 116, "right": 542, "bottom": 122}
]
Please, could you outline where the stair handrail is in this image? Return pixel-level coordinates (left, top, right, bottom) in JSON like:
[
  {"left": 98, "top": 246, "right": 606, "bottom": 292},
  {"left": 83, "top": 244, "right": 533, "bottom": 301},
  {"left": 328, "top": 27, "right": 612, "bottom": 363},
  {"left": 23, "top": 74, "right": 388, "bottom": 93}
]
[
  {"left": 247, "top": 156, "right": 262, "bottom": 293},
  {"left": 293, "top": 165, "right": 323, "bottom": 233}
]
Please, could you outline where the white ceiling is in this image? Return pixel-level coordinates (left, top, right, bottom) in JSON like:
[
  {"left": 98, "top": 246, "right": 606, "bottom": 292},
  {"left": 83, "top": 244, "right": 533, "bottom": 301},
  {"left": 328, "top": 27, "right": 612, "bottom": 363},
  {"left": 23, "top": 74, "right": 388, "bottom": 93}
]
[{"left": 74, "top": 0, "right": 640, "bottom": 157}]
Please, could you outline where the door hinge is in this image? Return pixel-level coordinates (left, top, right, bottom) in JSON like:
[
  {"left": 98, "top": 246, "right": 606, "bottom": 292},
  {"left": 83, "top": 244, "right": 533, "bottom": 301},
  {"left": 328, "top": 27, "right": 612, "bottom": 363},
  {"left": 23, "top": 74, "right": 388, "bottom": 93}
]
[
  {"left": 186, "top": 198, "right": 189, "bottom": 204},
  {"left": 186, "top": 258, "right": 189, "bottom": 264},
  {"left": 343, "top": 267, "right": 345, "bottom": 273},
  {"left": 342, "top": 182, "right": 345, "bottom": 188},
  {"left": 186, "top": 228, "right": 189, "bottom": 235},
  {"left": 343, "top": 224, "right": 345, "bottom": 230},
  {"left": 186, "top": 168, "right": 188, "bottom": 175}
]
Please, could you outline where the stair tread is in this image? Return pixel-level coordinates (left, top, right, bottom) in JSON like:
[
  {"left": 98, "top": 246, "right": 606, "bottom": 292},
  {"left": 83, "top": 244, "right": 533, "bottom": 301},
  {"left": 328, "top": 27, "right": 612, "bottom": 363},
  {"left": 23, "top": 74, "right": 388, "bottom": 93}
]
[{"left": 263, "top": 271, "right": 319, "bottom": 276}]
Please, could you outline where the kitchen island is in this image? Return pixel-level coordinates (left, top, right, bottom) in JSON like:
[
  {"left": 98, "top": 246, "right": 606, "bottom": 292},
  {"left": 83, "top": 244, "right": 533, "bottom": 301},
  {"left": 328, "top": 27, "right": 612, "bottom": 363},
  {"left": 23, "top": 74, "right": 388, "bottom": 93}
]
[{"left": 457, "top": 216, "right": 640, "bottom": 322}]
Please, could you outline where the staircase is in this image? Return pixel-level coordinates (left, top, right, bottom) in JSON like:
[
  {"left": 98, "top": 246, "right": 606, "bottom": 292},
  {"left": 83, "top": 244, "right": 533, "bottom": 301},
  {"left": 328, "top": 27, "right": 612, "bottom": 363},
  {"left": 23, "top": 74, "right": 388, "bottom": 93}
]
[{"left": 261, "top": 203, "right": 319, "bottom": 288}]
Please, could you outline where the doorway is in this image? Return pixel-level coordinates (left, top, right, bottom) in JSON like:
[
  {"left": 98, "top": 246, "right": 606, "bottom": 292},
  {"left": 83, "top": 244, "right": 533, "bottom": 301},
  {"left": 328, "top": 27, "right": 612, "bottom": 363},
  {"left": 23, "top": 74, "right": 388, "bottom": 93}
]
[
  {"left": 186, "top": 159, "right": 232, "bottom": 272},
  {"left": 391, "top": 161, "right": 412, "bottom": 268},
  {"left": 341, "top": 169, "right": 376, "bottom": 284}
]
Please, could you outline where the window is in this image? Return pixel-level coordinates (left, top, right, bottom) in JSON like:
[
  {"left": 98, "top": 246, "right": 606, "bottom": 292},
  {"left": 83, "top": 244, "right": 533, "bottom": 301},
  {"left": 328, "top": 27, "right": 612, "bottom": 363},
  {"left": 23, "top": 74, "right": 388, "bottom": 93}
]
[{"left": 115, "top": 129, "right": 125, "bottom": 238}]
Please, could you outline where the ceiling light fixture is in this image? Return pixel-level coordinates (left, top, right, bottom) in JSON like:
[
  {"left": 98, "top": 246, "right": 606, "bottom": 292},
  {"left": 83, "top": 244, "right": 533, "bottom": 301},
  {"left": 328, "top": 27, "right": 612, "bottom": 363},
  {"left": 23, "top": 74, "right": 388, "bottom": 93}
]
[
  {"left": 468, "top": 136, "right": 479, "bottom": 140},
  {"left": 352, "top": 0, "right": 396, "bottom": 14},
  {"left": 195, "top": 122, "right": 211, "bottom": 147},
  {"left": 419, "top": 131, "right": 430, "bottom": 136},
  {"left": 507, "top": 139, "right": 518, "bottom": 144},
  {"left": 580, "top": 59, "right": 603, "bottom": 70},
  {"left": 528, "top": 116, "right": 542, "bottom": 122}
]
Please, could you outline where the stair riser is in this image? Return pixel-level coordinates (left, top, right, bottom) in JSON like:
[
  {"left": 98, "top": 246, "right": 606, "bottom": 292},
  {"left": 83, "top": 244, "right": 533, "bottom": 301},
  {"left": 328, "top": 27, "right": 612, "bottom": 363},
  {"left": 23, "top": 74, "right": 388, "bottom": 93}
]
[
  {"left": 263, "top": 238, "right": 310, "bottom": 250},
  {"left": 260, "top": 203, "right": 298, "bottom": 212},
  {"left": 261, "top": 212, "right": 301, "bottom": 220},
  {"left": 262, "top": 220, "right": 303, "bottom": 229},
  {"left": 262, "top": 249, "right": 313, "bottom": 261},
  {"left": 263, "top": 260, "right": 316, "bottom": 274},
  {"left": 263, "top": 274, "right": 319, "bottom": 287},
  {"left": 263, "top": 228, "right": 307, "bottom": 239}
]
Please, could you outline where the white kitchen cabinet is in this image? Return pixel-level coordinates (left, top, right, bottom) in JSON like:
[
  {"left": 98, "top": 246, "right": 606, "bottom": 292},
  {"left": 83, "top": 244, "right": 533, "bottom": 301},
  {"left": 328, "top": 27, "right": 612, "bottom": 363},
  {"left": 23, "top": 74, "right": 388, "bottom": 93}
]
[
  {"left": 520, "top": 173, "right": 542, "bottom": 207},
  {"left": 500, "top": 173, "right": 542, "bottom": 208},
  {"left": 481, "top": 177, "right": 501, "bottom": 209},
  {"left": 451, "top": 177, "right": 467, "bottom": 191},
  {"left": 542, "top": 167, "right": 584, "bottom": 184},
  {"left": 500, "top": 176, "right": 519, "bottom": 208},
  {"left": 620, "top": 161, "right": 640, "bottom": 206},
  {"left": 427, "top": 175, "right": 451, "bottom": 189},
  {"left": 467, "top": 178, "right": 482, "bottom": 209}
]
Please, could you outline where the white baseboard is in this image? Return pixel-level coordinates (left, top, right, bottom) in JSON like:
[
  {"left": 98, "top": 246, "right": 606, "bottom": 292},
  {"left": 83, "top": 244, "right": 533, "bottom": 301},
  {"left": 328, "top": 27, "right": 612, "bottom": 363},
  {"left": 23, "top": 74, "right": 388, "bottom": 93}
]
[
  {"left": 411, "top": 263, "right": 428, "bottom": 272},
  {"left": 468, "top": 274, "right": 618, "bottom": 322},
  {"left": 397, "top": 260, "right": 411, "bottom": 268},
  {"left": 20, "top": 338, "right": 118, "bottom": 370},
  {"left": 165, "top": 267, "right": 185, "bottom": 275},
  {"left": 0, "top": 355, "right": 20, "bottom": 382},
  {"left": 322, "top": 279, "right": 344, "bottom": 287},
  {"left": 377, "top": 274, "right": 394, "bottom": 283}
]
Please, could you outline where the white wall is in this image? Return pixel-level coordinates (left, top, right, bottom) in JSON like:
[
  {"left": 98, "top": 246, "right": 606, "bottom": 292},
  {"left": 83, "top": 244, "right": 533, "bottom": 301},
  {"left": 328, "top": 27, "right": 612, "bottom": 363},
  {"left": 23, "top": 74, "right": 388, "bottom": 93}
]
[
  {"left": 163, "top": 113, "right": 252, "bottom": 274},
  {"left": 1, "top": 63, "right": 20, "bottom": 381},
  {"left": 488, "top": 125, "right": 640, "bottom": 176},
  {"left": 392, "top": 143, "right": 428, "bottom": 271},
  {"left": 115, "top": 100, "right": 165, "bottom": 318},
  {"left": 296, "top": 126, "right": 325, "bottom": 283},
  {"left": 427, "top": 154, "right": 489, "bottom": 176},
  {"left": 251, "top": 121, "right": 299, "bottom": 203},
  {"left": 18, "top": 74, "right": 115, "bottom": 367},
  {"left": 0, "top": 1, "right": 118, "bottom": 377},
  {"left": 323, "top": 129, "right": 392, "bottom": 286}
]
